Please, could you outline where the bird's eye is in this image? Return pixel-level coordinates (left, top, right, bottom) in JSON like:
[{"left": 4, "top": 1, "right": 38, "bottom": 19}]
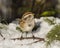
[{"left": 28, "top": 24, "right": 31, "bottom": 27}]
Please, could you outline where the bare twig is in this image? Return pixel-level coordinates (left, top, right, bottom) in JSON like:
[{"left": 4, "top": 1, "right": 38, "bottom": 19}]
[
  {"left": 0, "top": 32, "right": 3, "bottom": 37},
  {"left": 26, "top": 39, "right": 45, "bottom": 45},
  {"left": 11, "top": 36, "right": 45, "bottom": 45},
  {"left": 0, "top": 32, "right": 5, "bottom": 40},
  {"left": 11, "top": 36, "right": 45, "bottom": 41}
]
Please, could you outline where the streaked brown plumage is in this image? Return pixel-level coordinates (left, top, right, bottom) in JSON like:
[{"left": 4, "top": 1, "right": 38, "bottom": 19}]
[{"left": 19, "top": 12, "right": 35, "bottom": 32}]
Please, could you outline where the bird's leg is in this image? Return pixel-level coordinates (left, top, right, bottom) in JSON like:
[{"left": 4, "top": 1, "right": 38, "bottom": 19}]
[
  {"left": 32, "top": 32, "right": 35, "bottom": 39},
  {"left": 20, "top": 32, "right": 23, "bottom": 40},
  {"left": 26, "top": 32, "right": 28, "bottom": 37}
]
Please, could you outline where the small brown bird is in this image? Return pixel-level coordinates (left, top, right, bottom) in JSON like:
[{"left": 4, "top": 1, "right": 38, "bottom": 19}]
[{"left": 19, "top": 12, "right": 35, "bottom": 33}]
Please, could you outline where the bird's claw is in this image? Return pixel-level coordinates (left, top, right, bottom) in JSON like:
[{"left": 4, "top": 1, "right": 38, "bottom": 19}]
[
  {"left": 20, "top": 36, "right": 23, "bottom": 40},
  {"left": 32, "top": 35, "right": 35, "bottom": 40}
]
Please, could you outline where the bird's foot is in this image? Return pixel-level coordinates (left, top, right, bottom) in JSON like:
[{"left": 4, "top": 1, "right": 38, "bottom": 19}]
[
  {"left": 20, "top": 36, "right": 23, "bottom": 40},
  {"left": 32, "top": 35, "right": 35, "bottom": 40}
]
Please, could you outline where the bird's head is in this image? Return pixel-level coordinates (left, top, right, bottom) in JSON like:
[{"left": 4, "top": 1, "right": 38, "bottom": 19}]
[{"left": 22, "top": 12, "right": 34, "bottom": 22}]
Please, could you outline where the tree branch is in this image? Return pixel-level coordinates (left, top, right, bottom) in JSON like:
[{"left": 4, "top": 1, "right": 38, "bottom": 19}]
[
  {"left": 11, "top": 36, "right": 45, "bottom": 41},
  {"left": 11, "top": 36, "right": 45, "bottom": 45}
]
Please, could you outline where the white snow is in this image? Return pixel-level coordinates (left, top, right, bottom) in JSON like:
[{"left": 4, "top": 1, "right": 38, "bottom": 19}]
[{"left": 0, "top": 17, "right": 60, "bottom": 48}]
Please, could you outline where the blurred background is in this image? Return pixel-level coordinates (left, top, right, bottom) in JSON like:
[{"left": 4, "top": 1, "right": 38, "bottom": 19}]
[{"left": 0, "top": 0, "right": 60, "bottom": 23}]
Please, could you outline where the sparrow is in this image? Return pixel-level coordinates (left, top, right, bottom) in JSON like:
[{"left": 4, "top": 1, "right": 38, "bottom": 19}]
[{"left": 19, "top": 12, "right": 35, "bottom": 35}]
